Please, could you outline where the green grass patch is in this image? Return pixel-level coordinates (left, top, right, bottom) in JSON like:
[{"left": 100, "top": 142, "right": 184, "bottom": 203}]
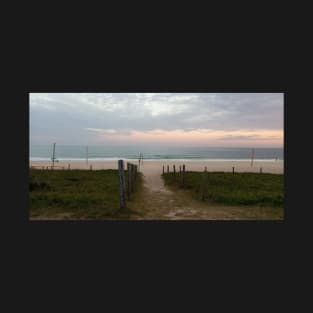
[
  {"left": 29, "top": 169, "right": 143, "bottom": 219},
  {"left": 162, "top": 171, "right": 284, "bottom": 208}
]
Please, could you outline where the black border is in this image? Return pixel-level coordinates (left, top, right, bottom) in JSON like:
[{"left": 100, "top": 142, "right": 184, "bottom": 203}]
[
  {"left": 4, "top": 58, "right": 299, "bottom": 272},
  {"left": 3, "top": 5, "right": 306, "bottom": 306}
]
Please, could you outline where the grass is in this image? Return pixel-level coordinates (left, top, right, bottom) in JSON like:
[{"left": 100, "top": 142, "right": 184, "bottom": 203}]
[
  {"left": 162, "top": 171, "right": 284, "bottom": 208},
  {"left": 29, "top": 169, "right": 143, "bottom": 219}
]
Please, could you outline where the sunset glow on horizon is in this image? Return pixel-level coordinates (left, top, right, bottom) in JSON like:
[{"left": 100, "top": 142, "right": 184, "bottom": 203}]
[{"left": 85, "top": 128, "right": 283, "bottom": 147}]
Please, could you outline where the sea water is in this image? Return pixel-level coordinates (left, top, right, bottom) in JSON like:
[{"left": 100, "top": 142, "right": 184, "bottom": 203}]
[{"left": 30, "top": 145, "right": 284, "bottom": 162}]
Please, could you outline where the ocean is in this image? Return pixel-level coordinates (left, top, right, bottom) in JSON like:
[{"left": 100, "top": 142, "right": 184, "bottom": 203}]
[{"left": 30, "top": 145, "right": 284, "bottom": 162}]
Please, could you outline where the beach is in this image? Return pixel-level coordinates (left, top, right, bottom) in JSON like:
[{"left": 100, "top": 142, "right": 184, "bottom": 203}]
[{"left": 29, "top": 92, "right": 284, "bottom": 220}]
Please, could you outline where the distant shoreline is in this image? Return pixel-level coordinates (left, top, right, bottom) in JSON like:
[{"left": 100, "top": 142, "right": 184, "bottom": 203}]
[{"left": 30, "top": 158, "right": 283, "bottom": 162}]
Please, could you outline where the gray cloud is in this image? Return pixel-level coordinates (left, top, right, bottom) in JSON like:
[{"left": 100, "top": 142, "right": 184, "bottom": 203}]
[
  {"left": 29, "top": 93, "right": 283, "bottom": 145},
  {"left": 219, "top": 135, "right": 282, "bottom": 141}
]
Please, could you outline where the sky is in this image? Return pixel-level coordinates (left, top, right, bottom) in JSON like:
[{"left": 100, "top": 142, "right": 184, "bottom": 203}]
[{"left": 29, "top": 93, "right": 284, "bottom": 147}]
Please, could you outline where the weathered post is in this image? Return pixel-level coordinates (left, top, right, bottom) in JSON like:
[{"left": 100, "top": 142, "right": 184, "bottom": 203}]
[
  {"left": 51, "top": 142, "right": 56, "bottom": 170},
  {"left": 251, "top": 148, "right": 255, "bottom": 167},
  {"left": 134, "top": 164, "right": 137, "bottom": 181},
  {"left": 232, "top": 166, "right": 235, "bottom": 175},
  {"left": 131, "top": 164, "right": 135, "bottom": 193},
  {"left": 201, "top": 166, "right": 208, "bottom": 201},
  {"left": 68, "top": 163, "right": 71, "bottom": 170},
  {"left": 260, "top": 167, "right": 262, "bottom": 174},
  {"left": 167, "top": 165, "right": 169, "bottom": 173},
  {"left": 127, "top": 163, "right": 131, "bottom": 200},
  {"left": 90, "top": 164, "right": 92, "bottom": 171},
  {"left": 118, "top": 160, "right": 126, "bottom": 209},
  {"left": 162, "top": 165, "right": 164, "bottom": 175},
  {"left": 182, "top": 164, "right": 185, "bottom": 188},
  {"left": 173, "top": 165, "right": 176, "bottom": 177}
]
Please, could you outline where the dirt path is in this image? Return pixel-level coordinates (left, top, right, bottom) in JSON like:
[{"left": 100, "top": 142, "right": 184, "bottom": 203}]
[{"left": 129, "top": 166, "right": 281, "bottom": 220}]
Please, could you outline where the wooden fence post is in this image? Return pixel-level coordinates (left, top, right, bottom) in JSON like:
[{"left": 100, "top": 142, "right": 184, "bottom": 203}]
[
  {"left": 118, "top": 160, "right": 126, "bottom": 209},
  {"left": 260, "top": 167, "right": 262, "bottom": 174},
  {"left": 201, "top": 166, "right": 208, "bottom": 201},
  {"left": 167, "top": 165, "right": 169, "bottom": 173},
  {"left": 173, "top": 165, "right": 176, "bottom": 178},
  {"left": 131, "top": 164, "right": 135, "bottom": 193},
  {"left": 51, "top": 142, "right": 56, "bottom": 170},
  {"left": 251, "top": 148, "right": 255, "bottom": 167},
  {"left": 232, "top": 166, "right": 235, "bottom": 175},
  {"left": 134, "top": 164, "right": 137, "bottom": 181},
  {"left": 182, "top": 164, "right": 185, "bottom": 188},
  {"left": 90, "top": 164, "right": 92, "bottom": 171},
  {"left": 127, "top": 163, "right": 131, "bottom": 200},
  {"left": 163, "top": 165, "right": 164, "bottom": 175},
  {"left": 68, "top": 164, "right": 71, "bottom": 170}
]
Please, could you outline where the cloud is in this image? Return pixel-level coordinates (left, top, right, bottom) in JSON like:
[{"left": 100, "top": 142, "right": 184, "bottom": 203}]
[
  {"left": 85, "top": 128, "right": 116, "bottom": 133},
  {"left": 29, "top": 93, "right": 284, "bottom": 146},
  {"left": 85, "top": 128, "right": 131, "bottom": 136},
  {"left": 219, "top": 135, "right": 271, "bottom": 141}
]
